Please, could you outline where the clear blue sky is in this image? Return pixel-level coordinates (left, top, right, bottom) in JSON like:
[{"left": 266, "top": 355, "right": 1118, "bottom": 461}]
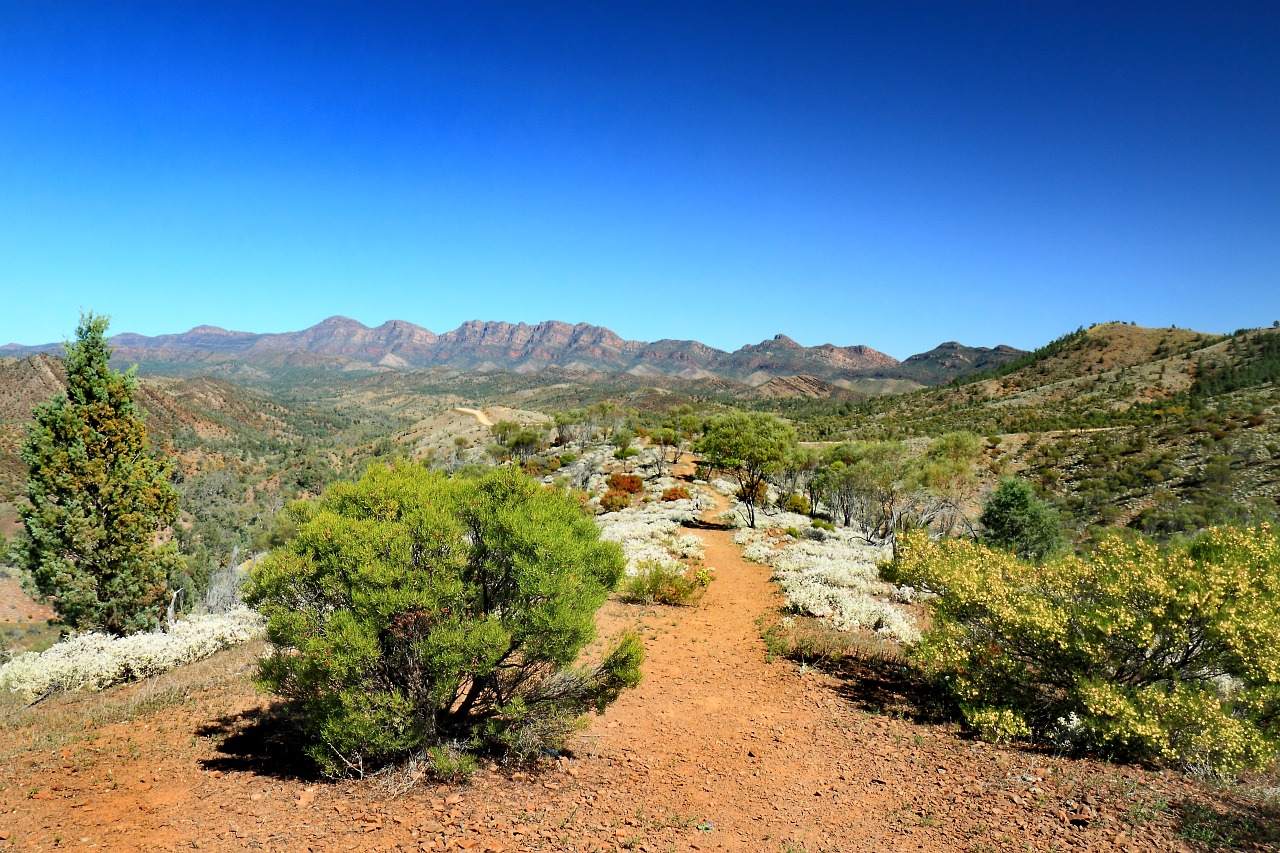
[{"left": 1, "top": 1, "right": 1276, "bottom": 358}]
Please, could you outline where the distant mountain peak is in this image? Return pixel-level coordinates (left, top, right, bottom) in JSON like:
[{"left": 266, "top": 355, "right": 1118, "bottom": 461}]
[
  {"left": 312, "top": 315, "right": 367, "bottom": 329},
  {"left": 0, "top": 318, "right": 1026, "bottom": 387}
]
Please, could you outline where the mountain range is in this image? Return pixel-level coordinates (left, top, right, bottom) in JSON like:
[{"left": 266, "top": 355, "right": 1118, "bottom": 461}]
[{"left": 0, "top": 316, "right": 1024, "bottom": 389}]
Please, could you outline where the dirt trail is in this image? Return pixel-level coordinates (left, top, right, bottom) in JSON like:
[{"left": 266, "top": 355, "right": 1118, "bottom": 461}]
[
  {"left": 575, "top": 479, "right": 905, "bottom": 850},
  {"left": 0, "top": 465, "right": 914, "bottom": 852},
  {"left": 455, "top": 407, "right": 494, "bottom": 427}
]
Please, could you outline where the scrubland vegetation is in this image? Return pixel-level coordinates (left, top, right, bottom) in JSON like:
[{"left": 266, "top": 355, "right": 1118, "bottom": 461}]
[
  {"left": 891, "top": 525, "right": 1280, "bottom": 776},
  {"left": 2, "top": 317, "right": 1278, "bottom": 846}
]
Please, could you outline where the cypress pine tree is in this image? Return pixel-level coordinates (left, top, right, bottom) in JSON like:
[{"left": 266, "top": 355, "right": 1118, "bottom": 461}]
[
  {"left": 17, "top": 314, "right": 182, "bottom": 634},
  {"left": 978, "top": 477, "right": 1064, "bottom": 563}
]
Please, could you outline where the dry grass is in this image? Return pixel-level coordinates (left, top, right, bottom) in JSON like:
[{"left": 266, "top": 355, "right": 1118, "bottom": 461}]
[
  {"left": 761, "top": 615, "right": 906, "bottom": 668},
  {"left": 0, "top": 639, "right": 264, "bottom": 759}
]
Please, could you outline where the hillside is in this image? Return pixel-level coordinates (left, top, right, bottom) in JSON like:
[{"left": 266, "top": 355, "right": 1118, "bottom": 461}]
[
  {"left": 0, "top": 355, "right": 330, "bottom": 500},
  {"left": 875, "top": 341, "right": 1030, "bottom": 385},
  {"left": 0, "top": 351, "right": 423, "bottom": 598},
  {"left": 826, "top": 322, "right": 1280, "bottom": 538},
  {"left": 0, "top": 355, "right": 68, "bottom": 500},
  {"left": 750, "top": 374, "right": 845, "bottom": 399}
]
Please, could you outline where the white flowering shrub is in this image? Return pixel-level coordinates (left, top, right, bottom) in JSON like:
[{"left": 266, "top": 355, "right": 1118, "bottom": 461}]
[
  {"left": 736, "top": 521, "right": 920, "bottom": 644},
  {"left": 709, "top": 478, "right": 739, "bottom": 497},
  {"left": 665, "top": 533, "right": 705, "bottom": 561},
  {"left": 748, "top": 509, "right": 815, "bottom": 532},
  {"left": 597, "top": 496, "right": 703, "bottom": 574},
  {"left": 777, "top": 578, "right": 920, "bottom": 643},
  {"left": 0, "top": 608, "right": 265, "bottom": 701},
  {"left": 555, "top": 445, "right": 618, "bottom": 493},
  {"left": 741, "top": 541, "right": 775, "bottom": 564}
]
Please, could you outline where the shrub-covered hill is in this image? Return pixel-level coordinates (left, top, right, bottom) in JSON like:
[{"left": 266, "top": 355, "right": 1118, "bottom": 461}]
[
  {"left": 837, "top": 322, "right": 1261, "bottom": 438},
  {"left": 0, "top": 351, "right": 425, "bottom": 601},
  {"left": 960, "top": 322, "right": 1218, "bottom": 396},
  {"left": 786, "top": 323, "right": 1280, "bottom": 540},
  {"left": 0, "top": 354, "right": 369, "bottom": 499}
]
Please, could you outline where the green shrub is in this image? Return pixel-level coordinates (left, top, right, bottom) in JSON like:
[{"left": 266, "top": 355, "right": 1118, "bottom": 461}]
[
  {"left": 892, "top": 526, "right": 1280, "bottom": 776},
  {"left": 757, "top": 615, "right": 902, "bottom": 667},
  {"left": 623, "top": 560, "right": 708, "bottom": 606},
  {"left": 424, "top": 743, "right": 479, "bottom": 780},
  {"left": 811, "top": 519, "right": 835, "bottom": 532},
  {"left": 780, "top": 493, "right": 811, "bottom": 515},
  {"left": 607, "top": 473, "right": 643, "bottom": 494},
  {"left": 557, "top": 453, "right": 578, "bottom": 465},
  {"left": 246, "top": 463, "right": 642, "bottom": 776},
  {"left": 600, "top": 490, "right": 632, "bottom": 513}
]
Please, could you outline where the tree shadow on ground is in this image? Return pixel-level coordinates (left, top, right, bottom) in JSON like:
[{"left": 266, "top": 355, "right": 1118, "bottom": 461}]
[
  {"left": 196, "top": 702, "right": 322, "bottom": 781},
  {"left": 681, "top": 518, "right": 730, "bottom": 531},
  {"left": 821, "top": 654, "right": 955, "bottom": 725}
]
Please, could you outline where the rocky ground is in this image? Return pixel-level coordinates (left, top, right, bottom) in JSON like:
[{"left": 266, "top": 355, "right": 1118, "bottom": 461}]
[{"left": 0, "top": 468, "right": 1276, "bottom": 852}]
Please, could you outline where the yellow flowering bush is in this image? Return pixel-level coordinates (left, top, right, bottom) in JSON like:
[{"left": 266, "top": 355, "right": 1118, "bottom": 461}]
[
  {"left": 891, "top": 525, "right": 1280, "bottom": 776},
  {"left": 961, "top": 706, "right": 1032, "bottom": 744}
]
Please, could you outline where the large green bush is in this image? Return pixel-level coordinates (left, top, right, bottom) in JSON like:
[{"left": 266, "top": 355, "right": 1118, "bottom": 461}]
[
  {"left": 891, "top": 526, "right": 1280, "bottom": 776},
  {"left": 246, "top": 463, "right": 642, "bottom": 775}
]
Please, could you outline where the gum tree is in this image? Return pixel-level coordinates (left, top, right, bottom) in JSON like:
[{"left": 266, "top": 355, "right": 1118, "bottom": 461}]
[{"left": 698, "top": 412, "right": 797, "bottom": 527}]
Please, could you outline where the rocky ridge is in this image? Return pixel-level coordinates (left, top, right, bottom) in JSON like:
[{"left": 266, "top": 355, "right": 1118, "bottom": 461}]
[{"left": 1, "top": 318, "right": 1023, "bottom": 388}]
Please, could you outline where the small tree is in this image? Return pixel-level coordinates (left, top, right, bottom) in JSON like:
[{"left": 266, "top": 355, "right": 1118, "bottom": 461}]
[
  {"left": 979, "top": 477, "right": 1064, "bottom": 562},
  {"left": 246, "top": 464, "right": 642, "bottom": 775},
  {"left": 490, "top": 420, "right": 519, "bottom": 445},
  {"left": 508, "top": 428, "right": 543, "bottom": 461},
  {"left": 16, "top": 314, "right": 182, "bottom": 635},
  {"left": 663, "top": 405, "right": 701, "bottom": 463},
  {"left": 609, "top": 427, "right": 635, "bottom": 452},
  {"left": 698, "top": 412, "right": 797, "bottom": 527},
  {"left": 650, "top": 427, "right": 678, "bottom": 474}
]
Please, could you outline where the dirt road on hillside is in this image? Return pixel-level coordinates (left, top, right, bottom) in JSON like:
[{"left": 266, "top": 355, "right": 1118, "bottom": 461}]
[{"left": 454, "top": 408, "right": 494, "bottom": 427}]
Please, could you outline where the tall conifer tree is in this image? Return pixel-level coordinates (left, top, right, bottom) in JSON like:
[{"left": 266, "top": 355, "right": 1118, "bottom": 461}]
[{"left": 17, "top": 314, "right": 182, "bottom": 634}]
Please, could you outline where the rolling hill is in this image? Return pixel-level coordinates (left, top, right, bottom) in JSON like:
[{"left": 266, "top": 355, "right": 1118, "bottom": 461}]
[{"left": 831, "top": 322, "right": 1280, "bottom": 538}]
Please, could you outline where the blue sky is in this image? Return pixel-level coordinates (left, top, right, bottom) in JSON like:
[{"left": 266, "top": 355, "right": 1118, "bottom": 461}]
[{"left": 1, "top": 1, "right": 1276, "bottom": 359}]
